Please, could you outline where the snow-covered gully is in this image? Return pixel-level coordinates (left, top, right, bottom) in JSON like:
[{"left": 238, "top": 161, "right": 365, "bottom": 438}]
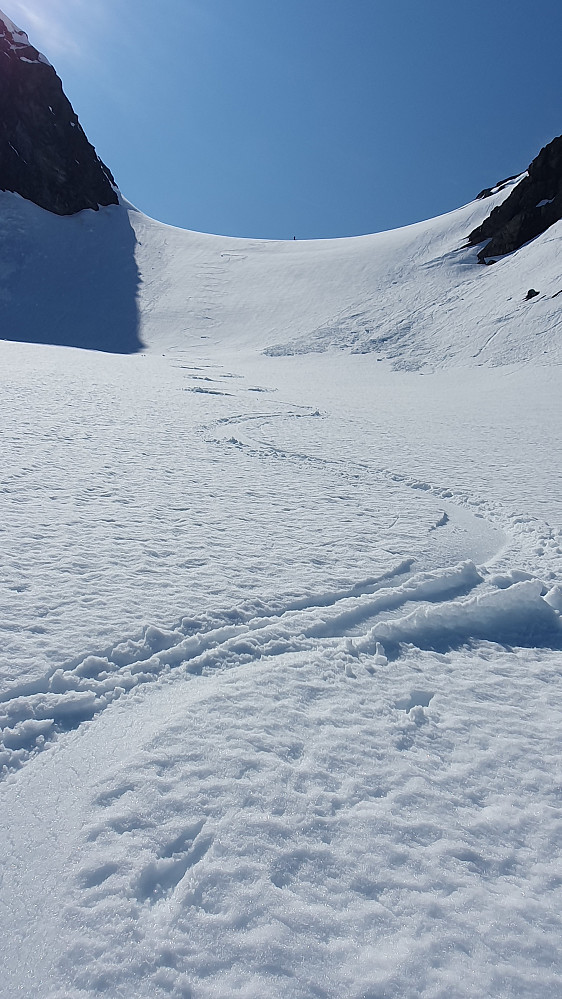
[{"left": 1, "top": 153, "right": 561, "bottom": 995}]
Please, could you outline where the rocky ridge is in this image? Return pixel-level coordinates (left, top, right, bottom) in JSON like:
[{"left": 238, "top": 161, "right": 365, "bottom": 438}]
[
  {"left": 0, "top": 8, "right": 118, "bottom": 215},
  {"left": 468, "top": 135, "right": 562, "bottom": 262}
]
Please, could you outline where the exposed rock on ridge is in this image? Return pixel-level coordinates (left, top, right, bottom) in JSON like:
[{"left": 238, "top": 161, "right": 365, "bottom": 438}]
[
  {"left": 468, "top": 135, "right": 562, "bottom": 262},
  {"left": 0, "top": 9, "right": 118, "bottom": 215}
]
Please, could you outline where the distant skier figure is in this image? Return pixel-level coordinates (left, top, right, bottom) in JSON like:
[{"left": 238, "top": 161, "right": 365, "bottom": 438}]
[{"left": 293, "top": 235, "right": 296, "bottom": 240}]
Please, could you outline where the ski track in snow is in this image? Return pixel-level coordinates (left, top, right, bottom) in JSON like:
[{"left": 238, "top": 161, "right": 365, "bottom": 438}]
[{"left": 1, "top": 363, "right": 560, "bottom": 775}]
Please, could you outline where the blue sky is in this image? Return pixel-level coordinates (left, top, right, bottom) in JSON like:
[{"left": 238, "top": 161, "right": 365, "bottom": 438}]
[{"left": 6, "top": 0, "right": 562, "bottom": 238}]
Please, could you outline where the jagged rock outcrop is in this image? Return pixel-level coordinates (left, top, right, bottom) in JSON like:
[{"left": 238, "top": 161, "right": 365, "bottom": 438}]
[
  {"left": 474, "top": 173, "right": 521, "bottom": 202},
  {"left": 468, "top": 135, "right": 562, "bottom": 261},
  {"left": 0, "top": 9, "right": 118, "bottom": 215}
]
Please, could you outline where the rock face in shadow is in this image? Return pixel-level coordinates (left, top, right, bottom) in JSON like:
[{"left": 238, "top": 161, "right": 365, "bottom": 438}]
[
  {"left": 0, "top": 10, "right": 118, "bottom": 215},
  {"left": 468, "top": 135, "right": 562, "bottom": 261}
]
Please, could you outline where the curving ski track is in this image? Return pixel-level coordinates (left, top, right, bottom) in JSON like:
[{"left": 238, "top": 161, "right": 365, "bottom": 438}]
[{"left": 2, "top": 400, "right": 560, "bottom": 776}]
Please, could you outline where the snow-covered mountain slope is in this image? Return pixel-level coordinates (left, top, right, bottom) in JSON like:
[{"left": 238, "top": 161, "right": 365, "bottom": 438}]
[
  {"left": 1, "top": 136, "right": 562, "bottom": 998},
  {"left": 1, "top": 175, "right": 561, "bottom": 364},
  {"left": 131, "top": 185, "right": 562, "bottom": 367}
]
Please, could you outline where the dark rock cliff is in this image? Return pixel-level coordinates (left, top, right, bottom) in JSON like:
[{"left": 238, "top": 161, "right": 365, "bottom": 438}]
[
  {"left": 468, "top": 135, "right": 562, "bottom": 262},
  {"left": 0, "top": 10, "right": 118, "bottom": 215}
]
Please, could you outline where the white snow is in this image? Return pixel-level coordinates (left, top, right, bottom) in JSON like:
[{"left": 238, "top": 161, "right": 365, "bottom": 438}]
[{"left": 0, "top": 176, "right": 561, "bottom": 998}]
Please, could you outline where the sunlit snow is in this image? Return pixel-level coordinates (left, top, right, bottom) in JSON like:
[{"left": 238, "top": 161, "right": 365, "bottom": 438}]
[{"left": 0, "top": 182, "right": 561, "bottom": 998}]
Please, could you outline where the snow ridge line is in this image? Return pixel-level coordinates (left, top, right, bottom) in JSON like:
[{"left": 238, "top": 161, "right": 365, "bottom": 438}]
[{"left": 2, "top": 560, "right": 562, "bottom": 777}]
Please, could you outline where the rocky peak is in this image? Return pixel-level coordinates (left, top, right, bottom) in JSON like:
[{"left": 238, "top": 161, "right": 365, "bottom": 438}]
[
  {"left": 0, "top": 8, "right": 118, "bottom": 215},
  {"left": 468, "top": 135, "right": 562, "bottom": 262}
]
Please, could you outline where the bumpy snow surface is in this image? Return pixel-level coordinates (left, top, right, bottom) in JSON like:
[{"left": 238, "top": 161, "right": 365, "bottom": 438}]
[{"left": 1, "top": 186, "right": 562, "bottom": 999}]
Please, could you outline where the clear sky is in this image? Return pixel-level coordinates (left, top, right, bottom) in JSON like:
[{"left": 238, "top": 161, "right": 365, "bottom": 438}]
[{"left": 5, "top": 0, "right": 562, "bottom": 239}]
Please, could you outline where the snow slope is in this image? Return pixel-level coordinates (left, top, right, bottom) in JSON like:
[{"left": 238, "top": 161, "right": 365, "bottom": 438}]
[
  {"left": 2, "top": 179, "right": 562, "bottom": 364},
  {"left": 130, "top": 184, "right": 562, "bottom": 367},
  {"left": 1, "top": 181, "right": 562, "bottom": 998}
]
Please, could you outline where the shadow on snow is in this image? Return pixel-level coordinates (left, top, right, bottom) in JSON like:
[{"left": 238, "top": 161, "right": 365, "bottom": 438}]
[{"left": 0, "top": 193, "right": 143, "bottom": 353}]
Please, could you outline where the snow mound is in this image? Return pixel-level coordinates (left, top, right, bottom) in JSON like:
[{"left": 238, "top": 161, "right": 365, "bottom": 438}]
[{"left": 364, "top": 577, "right": 562, "bottom": 653}]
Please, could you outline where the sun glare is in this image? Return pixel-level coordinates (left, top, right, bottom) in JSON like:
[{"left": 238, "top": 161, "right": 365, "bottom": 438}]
[{"left": 6, "top": 0, "right": 93, "bottom": 59}]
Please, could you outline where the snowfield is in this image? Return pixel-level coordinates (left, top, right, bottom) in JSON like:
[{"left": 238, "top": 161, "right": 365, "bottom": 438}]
[{"left": 1, "top": 183, "right": 561, "bottom": 998}]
